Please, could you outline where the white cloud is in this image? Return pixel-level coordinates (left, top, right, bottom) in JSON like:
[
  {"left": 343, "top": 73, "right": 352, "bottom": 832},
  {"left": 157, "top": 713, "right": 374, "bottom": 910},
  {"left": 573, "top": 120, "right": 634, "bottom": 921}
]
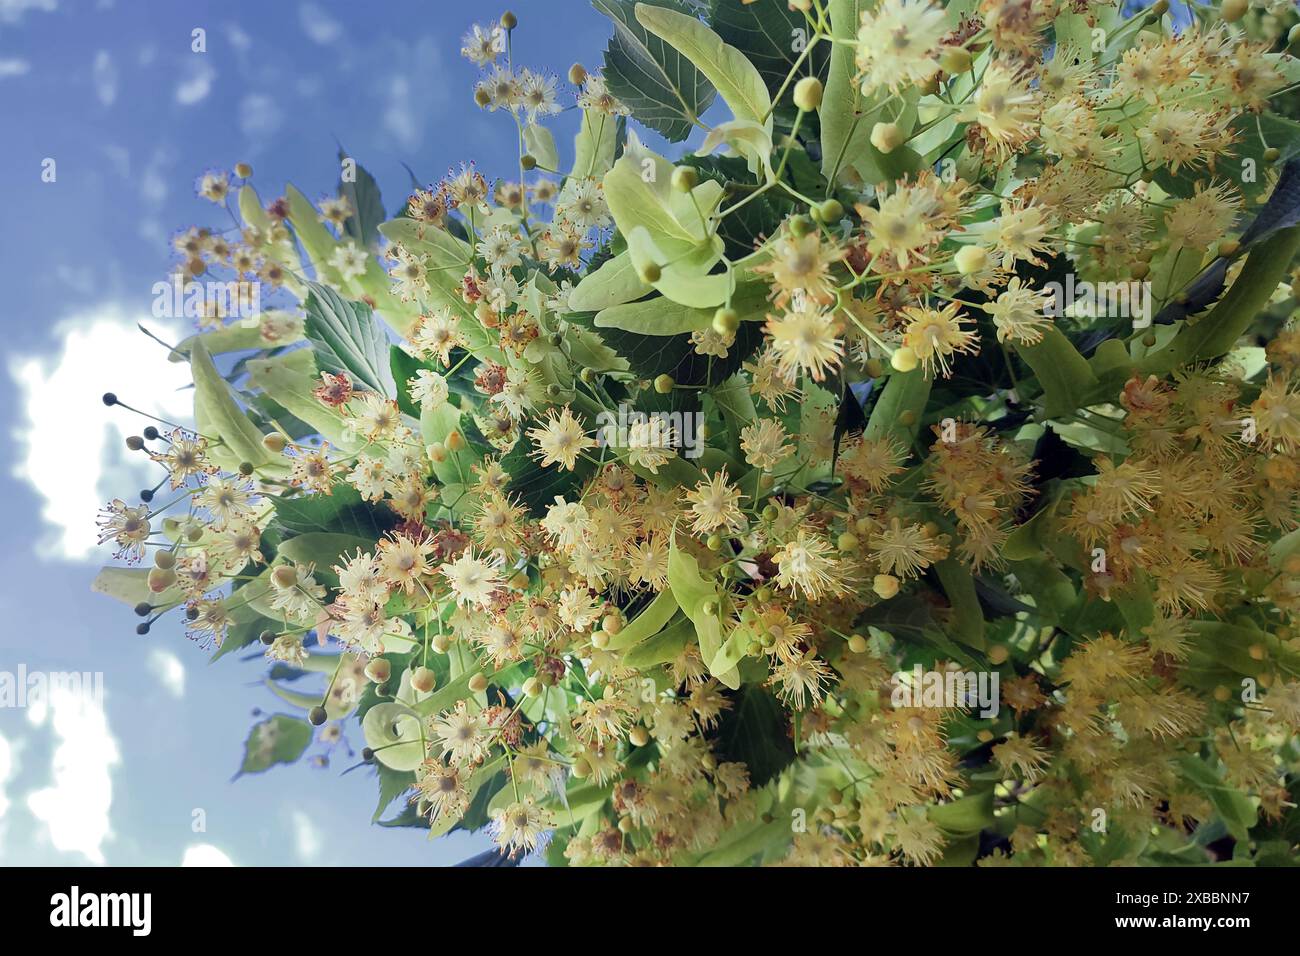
[
  {"left": 225, "top": 23, "right": 251, "bottom": 52},
  {"left": 92, "top": 50, "right": 116, "bottom": 106},
  {"left": 0, "top": 58, "right": 30, "bottom": 78},
  {"left": 25, "top": 686, "right": 120, "bottom": 865},
  {"left": 181, "top": 843, "right": 234, "bottom": 866},
  {"left": 0, "top": 731, "right": 13, "bottom": 820},
  {"left": 290, "top": 810, "right": 321, "bottom": 862},
  {"left": 9, "top": 308, "right": 190, "bottom": 560},
  {"left": 0, "top": 732, "right": 11, "bottom": 856},
  {"left": 0, "top": 0, "right": 57, "bottom": 24},
  {"left": 146, "top": 649, "right": 185, "bottom": 698},
  {"left": 175, "top": 59, "right": 215, "bottom": 106},
  {"left": 239, "top": 92, "right": 283, "bottom": 141},
  {"left": 298, "top": 2, "right": 342, "bottom": 45}
]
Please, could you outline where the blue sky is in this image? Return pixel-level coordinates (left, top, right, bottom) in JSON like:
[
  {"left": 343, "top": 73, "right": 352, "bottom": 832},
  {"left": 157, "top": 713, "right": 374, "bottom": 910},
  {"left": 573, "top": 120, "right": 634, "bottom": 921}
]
[{"left": 0, "top": 0, "right": 612, "bottom": 866}]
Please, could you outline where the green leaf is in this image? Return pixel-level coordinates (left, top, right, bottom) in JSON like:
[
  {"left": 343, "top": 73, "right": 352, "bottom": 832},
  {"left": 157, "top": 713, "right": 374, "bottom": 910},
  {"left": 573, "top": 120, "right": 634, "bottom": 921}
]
[
  {"left": 246, "top": 349, "right": 356, "bottom": 448},
  {"left": 668, "top": 536, "right": 737, "bottom": 688},
  {"left": 572, "top": 107, "right": 621, "bottom": 180},
  {"left": 928, "top": 789, "right": 995, "bottom": 836},
  {"left": 337, "top": 150, "right": 386, "bottom": 251},
  {"left": 372, "top": 765, "right": 415, "bottom": 823},
  {"left": 605, "top": 589, "right": 680, "bottom": 651},
  {"left": 624, "top": 225, "right": 733, "bottom": 308},
  {"left": 523, "top": 123, "right": 559, "bottom": 172},
  {"left": 90, "top": 566, "right": 182, "bottom": 608},
  {"left": 362, "top": 702, "right": 425, "bottom": 771},
  {"left": 1179, "top": 756, "right": 1258, "bottom": 843},
  {"left": 864, "top": 368, "right": 931, "bottom": 448},
  {"left": 191, "top": 339, "right": 276, "bottom": 473},
  {"left": 1014, "top": 325, "right": 1098, "bottom": 418},
  {"left": 286, "top": 184, "right": 341, "bottom": 281},
  {"left": 623, "top": 615, "right": 696, "bottom": 668},
  {"left": 933, "top": 559, "right": 986, "bottom": 650},
  {"left": 568, "top": 251, "right": 654, "bottom": 312},
  {"left": 708, "top": 0, "right": 830, "bottom": 99},
  {"left": 272, "top": 481, "right": 400, "bottom": 539},
  {"left": 237, "top": 714, "right": 313, "bottom": 776},
  {"left": 303, "top": 282, "right": 396, "bottom": 396},
  {"left": 594, "top": 0, "right": 716, "bottom": 142},
  {"left": 1143, "top": 227, "right": 1300, "bottom": 374},
  {"left": 712, "top": 686, "right": 795, "bottom": 787},
  {"left": 278, "top": 532, "right": 374, "bottom": 570},
  {"left": 635, "top": 2, "right": 771, "bottom": 133}
]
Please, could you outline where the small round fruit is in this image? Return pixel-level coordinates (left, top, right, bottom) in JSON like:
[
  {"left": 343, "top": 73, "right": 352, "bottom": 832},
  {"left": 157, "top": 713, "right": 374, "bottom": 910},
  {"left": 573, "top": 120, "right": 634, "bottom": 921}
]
[
  {"left": 629, "top": 726, "right": 650, "bottom": 747},
  {"left": 1221, "top": 0, "right": 1248, "bottom": 22},
  {"left": 671, "top": 166, "right": 699, "bottom": 192},
  {"left": 410, "top": 666, "right": 437, "bottom": 694},
  {"left": 873, "top": 573, "right": 901, "bottom": 599},
  {"left": 793, "top": 76, "right": 823, "bottom": 112},
  {"left": 847, "top": 633, "right": 868, "bottom": 654},
  {"left": 890, "top": 346, "right": 919, "bottom": 373},
  {"left": 870, "top": 122, "right": 904, "bottom": 154},
  {"left": 308, "top": 706, "right": 328, "bottom": 726}
]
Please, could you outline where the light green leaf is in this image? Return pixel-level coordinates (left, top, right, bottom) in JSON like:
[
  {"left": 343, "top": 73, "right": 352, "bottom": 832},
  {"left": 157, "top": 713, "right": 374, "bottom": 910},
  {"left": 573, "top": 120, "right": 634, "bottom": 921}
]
[
  {"left": 634, "top": 2, "right": 771, "bottom": 133},
  {"left": 278, "top": 532, "right": 373, "bottom": 570},
  {"left": 572, "top": 107, "right": 620, "bottom": 180},
  {"left": 668, "top": 536, "right": 738, "bottom": 688},
  {"left": 362, "top": 702, "right": 426, "bottom": 771},
  {"left": 191, "top": 339, "right": 277, "bottom": 473},
  {"left": 524, "top": 122, "right": 559, "bottom": 172},
  {"left": 605, "top": 589, "right": 680, "bottom": 651},
  {"left": 568, "top": 251, "right": 654, "bottom": 312}
]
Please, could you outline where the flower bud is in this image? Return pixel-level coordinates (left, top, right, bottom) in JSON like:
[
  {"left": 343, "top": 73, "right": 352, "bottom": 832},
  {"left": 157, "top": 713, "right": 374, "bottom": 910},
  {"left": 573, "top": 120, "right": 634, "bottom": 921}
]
[
  {"left": 148, "top": 567, "right": 175, "bottom": 593},
  {"left": 954, "top": 245, "right": 988, "bottom": 275},
  {"left": 629, "top": 726, "right": 649, "bottom": 747},
  {"left": 939, "top": 46, "right": 972, "bottom": 74},
  {"left": 365, "top": 658, "right": 391, "bottom": 684},
  {"left": 520, "top": 154, "right": 537, "bottom": 171},
  {"left": 653, "top": 373, "right": 675, "bottom": 394},
  {"left": 712, "top": 307, "right": 739, "bottom": 336},
  {"left": 873, "top": 573, "right": 901, "bottom": 599},
  {"left": 271, "top": 565, "right": 298, "bottom": 589},
  {"left": 638, "top": 261, "right": 661, "bottom": 284},
  {"left": 671, "top": 166, "right": 698, "bottom": 192},
  {"left": 262, "top": 432, "right": 287, "bottom": 453},
  {"left": 792, "top": 76, "right": 823, "bottom": 112},
  {"left": 1221, "top": 0, "right": 1248, "bottom": 22},
  {"left": 308, "top": 706, "right": 328, "bottom": 726},
  {"left": 411, "top": 666, "right": 437, "bottom": 694},
  {"left": 847, "top": 633, "right": 868, "bottom": 654},
  {"left": 568, "top": 63, "right": 588, "bottom": 86},
  {"left": 235, "top": 162, "right": 253, "bottom": 179},
  {"left": 501, "top": 11, "right": 518, "bottom": 30},
  {"left": 468, "top": 673, "right": 489, "bottom": 693},
  {"left": 890, "top": 346, "right": 919, "bottom": 373},
  {"left": 522, "top": 677, "right": 543, "bottom": 697},
  {"left": 870, "top": 122, "right": 904, "bottom": 154}
]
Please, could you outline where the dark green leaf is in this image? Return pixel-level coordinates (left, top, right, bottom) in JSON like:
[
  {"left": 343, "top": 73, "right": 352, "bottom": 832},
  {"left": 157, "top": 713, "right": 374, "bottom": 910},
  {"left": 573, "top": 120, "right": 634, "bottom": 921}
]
[
  {"left": 594, "top": 0, "right": 716, "bottom": 142},
  {"left": 711, "top": 685, "right": 795, "bottom": 787},
  {"left": 237, "top": 714, "right": 312, "bottom": 776},
  {"left": 337, "top": 149, "right": 386, "bottom": 251}
]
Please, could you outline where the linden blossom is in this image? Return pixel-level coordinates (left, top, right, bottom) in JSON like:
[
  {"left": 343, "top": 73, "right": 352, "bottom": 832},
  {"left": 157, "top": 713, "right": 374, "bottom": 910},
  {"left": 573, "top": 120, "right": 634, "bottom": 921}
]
[{"left": 150, "top": 274, "right": 261, "bottom": 322}]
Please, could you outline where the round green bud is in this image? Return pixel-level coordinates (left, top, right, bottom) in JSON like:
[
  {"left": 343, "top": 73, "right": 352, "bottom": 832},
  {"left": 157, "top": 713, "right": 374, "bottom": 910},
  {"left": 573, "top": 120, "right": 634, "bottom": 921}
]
[
  {"left": 939, "top": 46, "right": 972, "bottom": 74},
  {"left": 1264, "top": 147, "right": 1281, "bottom": 163},
  {"left": 870, "top": 122, "right": 904, "bottom": 155},
  {"left": 815, "top": 199, "right": 844, "bottom": 223},
  {"left": 639, "top": 262, "right": 662, "bottom": 284},
  {"left": 787, "top": 215, "right": 813, "bottom": 238},
  {"left": 520, "top": 154, "right": 537, "bottom": 171},
  {"left": 671, "top": 166, "right": 699, "bottom": 192},
  {"left": 706, "top": 534, "right": 723, "bottom": 551},
  {"left": 308, "top": 706, "right": 328, "bottom": 726},
  {"left": 653, "top": 373, "right": 675, "bottom": 394},
  {"left": 792, "top": 76, "right": 823, "bottom": 112},
  {"left": 712, "top": 307, "right": 740, "bottom": 336},
  {"left": 1221, "top": 0, "right": 1247, "bottom": 22}
]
